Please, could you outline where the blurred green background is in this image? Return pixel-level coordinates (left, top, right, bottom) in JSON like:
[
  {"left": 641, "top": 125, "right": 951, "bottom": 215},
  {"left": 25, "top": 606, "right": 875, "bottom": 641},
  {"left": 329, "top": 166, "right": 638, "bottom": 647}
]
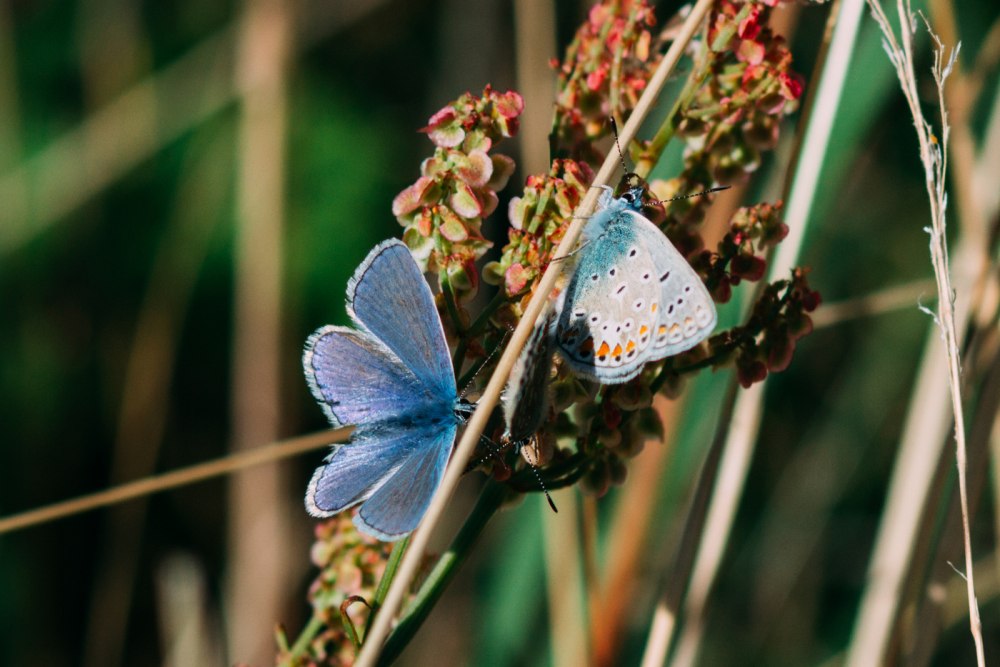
[{"left": 1, "top": 0, "right": 998, "bottom": 666}]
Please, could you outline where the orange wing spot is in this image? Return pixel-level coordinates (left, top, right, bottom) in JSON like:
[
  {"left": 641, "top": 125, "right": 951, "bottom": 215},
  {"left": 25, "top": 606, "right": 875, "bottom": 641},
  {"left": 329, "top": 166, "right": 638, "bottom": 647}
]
[
  {"left": 612, "top": 344, "right": 623, "bottom": 357},
  {"left": 639, "top": 325, "right": 649, "bottom": 336},
  {"left": 626, "top": 340, "right": 636, "bottom": 353},
  {"left": 596, "top": 341, "right": 611, "bottom": 357},
  {"left": 657, "top": 325, "right": 668, "bottom": 336},
  {"left": 669, "top": 323, "right": 681, "bottom": 335},
  {"left": 651, "top": 303, "right": 658, "bottom": 313},
  {"left": 580, "top": 336, "right": 595, "bottom": 352}
]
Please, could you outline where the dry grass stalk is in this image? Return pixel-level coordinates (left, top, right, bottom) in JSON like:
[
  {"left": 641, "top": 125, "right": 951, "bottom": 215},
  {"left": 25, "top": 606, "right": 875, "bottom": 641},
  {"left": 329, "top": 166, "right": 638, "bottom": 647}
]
[{"left": 860, "top": 0, "right": 982, "bottom": 663}]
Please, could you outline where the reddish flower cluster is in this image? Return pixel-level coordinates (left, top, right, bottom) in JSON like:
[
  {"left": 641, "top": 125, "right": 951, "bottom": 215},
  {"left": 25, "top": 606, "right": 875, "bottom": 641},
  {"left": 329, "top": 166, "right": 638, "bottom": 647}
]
[
  {"left": 700, "top": 201, "right": 789, "bottom": 303},
  {"left": 675, "top": 0, "right": 803, "bottom": 186},
  {"left": 393, "top": 86, "right": 522, "bottom": 301},
  {"left": 483, "top": 159, "right": 593, "bottom": 302},
  {"left": 550, "top": 0, "right": 659, "bottom": 165},
  {"left": 731, "top": 268, "right": 821, "bottom": 388},
  {"left": 279, "top": 515, "right": 392, "bottom": 666}
]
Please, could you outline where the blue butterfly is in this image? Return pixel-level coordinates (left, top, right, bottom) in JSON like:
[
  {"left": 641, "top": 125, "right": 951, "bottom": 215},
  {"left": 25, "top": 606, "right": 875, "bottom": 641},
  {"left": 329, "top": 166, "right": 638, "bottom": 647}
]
[
  {"left": 303, "top": 239, "right": 472, "bottom": 541},
  {"left": 554, "top": 184, "right": 717, "bottom": 384}
]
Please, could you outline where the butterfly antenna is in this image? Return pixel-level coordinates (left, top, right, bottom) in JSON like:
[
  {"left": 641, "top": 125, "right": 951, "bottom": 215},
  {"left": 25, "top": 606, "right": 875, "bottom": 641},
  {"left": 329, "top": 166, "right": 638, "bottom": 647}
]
[
  {"left": 650, "top": 185, "right": 732, "bottom": 205},
  {"left": 474, "top": 433, "right": 510, "bottom": 467},
  {"left": 458, "top": 330, "right": 511, "bottom": 399},
  {"left": 609, "top": 116, "right": 629, "bottom": 175}
]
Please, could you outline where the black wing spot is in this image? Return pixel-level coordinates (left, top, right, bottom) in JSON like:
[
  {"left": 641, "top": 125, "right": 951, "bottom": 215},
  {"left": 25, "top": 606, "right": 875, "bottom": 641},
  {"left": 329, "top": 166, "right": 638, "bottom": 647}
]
[
  {"left": 667, "top": 304, "right": 675, "bottom": 315},
  {"left": 616, "top": 284, "right": 626, "bottom": 295},
  {"left": 609, "top": 268, "right": 617, "bottom": 277},
  {"left": 660, "top": 271, "right": 671, "bottom": 282},
  {"left": 684, "top": 286, "right": 692, "bottom": 293},
  {"left": 629, "top": 248, "right": 638, "bottom": 258},
  {"left": 591, "top": 274, "right": 599, "bottom": 281}
]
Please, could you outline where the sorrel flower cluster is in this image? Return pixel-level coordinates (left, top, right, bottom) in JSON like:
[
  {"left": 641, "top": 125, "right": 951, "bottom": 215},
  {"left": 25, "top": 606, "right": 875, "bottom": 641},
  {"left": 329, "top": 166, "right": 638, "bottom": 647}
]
[
  {"left": 277, "top": 515, "right": 392, "bottom": 666},
  {"left": 393, "top": 86, "right": 522, "bottom": 305},
  {"left": 671, "top": 0, "right": 803, "bottom": 186},
  {"left": 551, "top": 0, "right": 659, "bottom": 164},
  {"left": 482, "top": 159, "right": 593, "bottom": 302}
]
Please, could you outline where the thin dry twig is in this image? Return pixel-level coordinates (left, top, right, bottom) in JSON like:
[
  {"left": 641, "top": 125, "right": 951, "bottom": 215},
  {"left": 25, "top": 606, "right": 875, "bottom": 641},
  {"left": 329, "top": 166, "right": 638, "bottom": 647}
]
[
  {"left": 0, "top": 428, "right": 343, "bottom": 536},
  {"left": 352, "top": 1, "right": 720, "bottom": 663},
  {"left": 810, "top": 278, "right": 937, "bottom": 329},
  {"left": 860, "top": 0, "right": 983, "bottom": 663}
]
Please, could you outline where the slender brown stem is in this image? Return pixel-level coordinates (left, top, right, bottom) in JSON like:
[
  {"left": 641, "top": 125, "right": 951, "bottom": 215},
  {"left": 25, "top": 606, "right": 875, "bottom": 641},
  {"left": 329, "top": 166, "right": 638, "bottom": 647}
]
[{"left": 0, "top": 429, "right": 344, "bottom": 536}]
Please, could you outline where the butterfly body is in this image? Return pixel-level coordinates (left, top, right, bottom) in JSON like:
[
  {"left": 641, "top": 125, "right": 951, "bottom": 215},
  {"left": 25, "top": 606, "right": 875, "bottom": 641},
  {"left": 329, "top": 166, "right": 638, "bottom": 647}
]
[
  {"left": 304, "top": 240, "right": 467, "bottom": 541},
  {"left": 555, "top": 186, "right": 717, "bottom": 384}
]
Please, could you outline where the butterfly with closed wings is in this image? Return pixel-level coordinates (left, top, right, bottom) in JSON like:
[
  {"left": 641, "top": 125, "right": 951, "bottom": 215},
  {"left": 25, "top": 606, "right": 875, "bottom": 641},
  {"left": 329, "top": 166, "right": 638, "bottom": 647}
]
[
  {"left": 303, "top": 240, "right": 473, "bottom": 541},
  {"left": 554, "top": 182, "right": 718, "bottom": 384}
]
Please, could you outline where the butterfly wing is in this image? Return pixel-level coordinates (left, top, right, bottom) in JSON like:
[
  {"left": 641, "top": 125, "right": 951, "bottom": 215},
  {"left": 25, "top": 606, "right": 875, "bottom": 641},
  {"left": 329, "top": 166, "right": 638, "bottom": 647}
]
[
  {"left": 306, "top": 422, "right": 425, "bottom": 518},
  {"left": 346, "top": 239, "right": 456, "bottom": 402},
  {"left": 503, "top": 310, "right": 557, "bottom": 443},
  {"left": 628, "top": 212, "right": 717, "bottom": 357},
  {"left": 304, "top": 326, "right": 433, "bottom": 428},
  {"left": 353, "top": 422, "right": 457, "bottom": 540},
  {"left": 555, "top": 220, "right": 663, "bottom": 383}
]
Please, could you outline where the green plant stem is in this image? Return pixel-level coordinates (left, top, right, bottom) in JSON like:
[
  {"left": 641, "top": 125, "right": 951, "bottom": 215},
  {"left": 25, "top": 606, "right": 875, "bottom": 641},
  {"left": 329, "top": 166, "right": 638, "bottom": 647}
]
[
  {"left": 376, "top": 480, "right": 508, "bottom": 666},
  {"left": 280, "top": 614, "right": 326, "bottom": 666},
  {"left": 364, "top": 536, "right": 410, "bottom": 639},
  {"left": 634, "top": 68, "right": 708, "bottom": 178}
]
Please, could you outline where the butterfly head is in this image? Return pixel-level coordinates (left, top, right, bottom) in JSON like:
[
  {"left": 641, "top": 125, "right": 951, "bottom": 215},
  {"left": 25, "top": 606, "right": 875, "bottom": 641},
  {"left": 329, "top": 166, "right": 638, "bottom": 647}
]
[
  {"left": 618, "top": 185, "right": 645, "bottom": 211},
  {"left": 615, "top": 172, "right": 650, "bottom": 212},
  {"left": 454, "top": 397, "right": 477, "bottom": 422}
]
